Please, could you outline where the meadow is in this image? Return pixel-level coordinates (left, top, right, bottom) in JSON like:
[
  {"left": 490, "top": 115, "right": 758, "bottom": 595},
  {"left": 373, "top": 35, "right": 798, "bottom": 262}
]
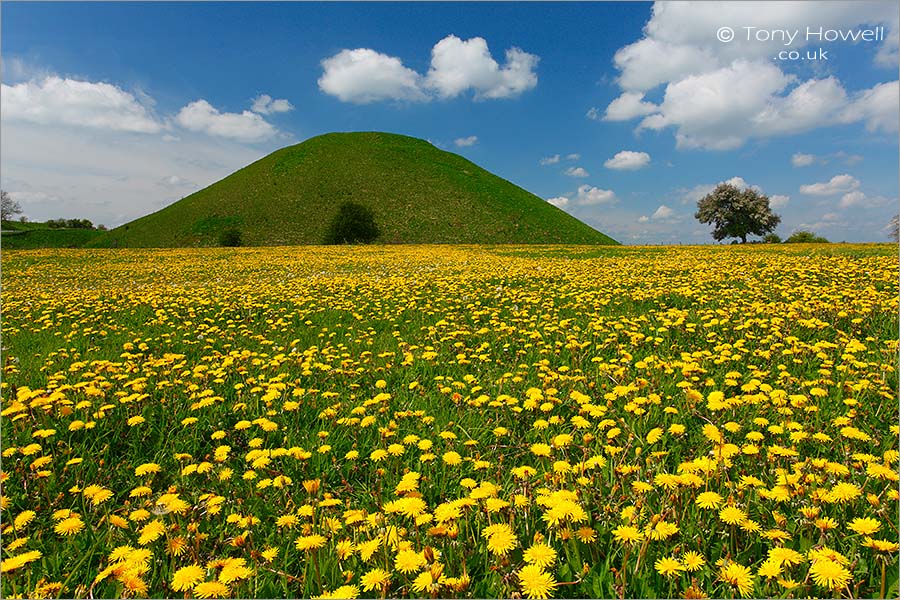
[{"left": 1, "top": 244, "right": 897, "bottom": 599}]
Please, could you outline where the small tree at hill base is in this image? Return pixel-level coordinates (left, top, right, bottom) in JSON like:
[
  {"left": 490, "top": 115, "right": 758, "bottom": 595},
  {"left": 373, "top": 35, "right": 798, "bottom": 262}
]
[
  {"left": 785, "top": 230, "right": 829, "bottom": 244},
  {"left": 695, "top": 183, "right": 781, "bottom": 244},
  {"left": 324, "top": 202, "right": 380, "bottom": 244},
  {"left": 219, "top": 228, "right": 243, "bottom": 247},
  {"left": 1, "top": 190, "right": 22, "bottom": 221}
]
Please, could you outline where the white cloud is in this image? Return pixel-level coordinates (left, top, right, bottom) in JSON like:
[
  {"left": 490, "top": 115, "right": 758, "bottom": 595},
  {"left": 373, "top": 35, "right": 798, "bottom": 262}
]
[
  {"left": 615, "top": 2, "right": 898, "bottom": 92},
  {"left": 604, "top": 150, "right": 651, "bottom": 171},
  {"left": 175, "top": 100, "right": 278, "bottom": 142},
  {"left": 769, "top": 194, "right": 790, "bottom": 209},
  {"left": 799, "top": 174, "right": 860, "bottom": 196},
  {"left": 606, "top": 2, "right": 899, "bottom": 149},
  {"left": 1, "top": 119, "right": 267, "bottom": 227},
  {"left": 566, "top": 153, "right": 580, "bottom": 161},
  {"left": 840, "top": 80, "right": 900, "bottom": 132},
  {"left": 638, "top": 215, "right": 650, "bottom": 223},
  {"left": 603, "top": 92, "right": 659, "bottom": 121},
  {"left": 318, "top": 35, "right": 539, "bottom": 104},
  {"left": 564, "top": 166, "right": 590, "bottom": 178},
  {"left": 318, "top": 48, "right": 426, "bottom": 104},
  {"left": 546, "top": 196, "right": 569, "bottom": 208},
  {"left": 792, "top": 153, "right": 816, "bottom": 167},
  {"left": 454, "top": 135, "right": 478, "bottom": 147},
  {"left": 540, "top": 154, "right": 560, "bottom": 165},
  {"left": 651, "top": 204, "right": 674, "bottom": 220},
  {"left": 250, "top": 94, "right": 294, "bottom": 115},
  {"left": 158, "top": 175, "right": 196, "bottom": 189},
  {"left": 425, "top": 35, "right": 538, "bottom": 100},
  {"left": 839, "top": 190, "right": 867, "bottom": 208},
  {"left": 575, "top": 185, "right": 616, "bottom": 205},
  {"left": 1, "top": 76, "right": 162, "bottom": 133},
  {"left": 586, "top": 107, "right": 602, "bottom": 121}
]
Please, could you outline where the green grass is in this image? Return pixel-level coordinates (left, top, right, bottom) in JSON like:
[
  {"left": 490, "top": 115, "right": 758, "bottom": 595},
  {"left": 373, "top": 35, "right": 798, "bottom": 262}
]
[
  {"left": 1, "top": 221, "right": 103, "bottom": 249},
  {"left": 89, "top": 132, "right": 618, "bottom": 248}
]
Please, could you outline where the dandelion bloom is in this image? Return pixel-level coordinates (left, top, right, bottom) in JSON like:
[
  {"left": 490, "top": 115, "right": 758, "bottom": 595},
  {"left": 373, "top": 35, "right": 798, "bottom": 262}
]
[
  {"left": 719, "top": 562, "right": 754, "bottom": 597},
  {"left": 848, "top": 517, "right": 881, "bottom": 535},
  {"left": 295, "top": 534, "right": 327, "bottom": 551},
  {"left": 612, "top": 525, "right": 643, "bottom": 545},
  {"left": 171, "top": 565, "right": 205, "bottom": 591},
  {"left": 654, "top": 556, "right": 684, "bottom": 577},
  {"left": 695, "top": 491, "right": 723, "bottom": 509},
  {"left": 517, "top": 564, "right": 557, "bottom": 599},
  {"left": 809, "top": 559, "right": 852, "bottom": 591},
  {"left": 768, "top": 547, "right": 804, "bottom": 567},
  {"left": 719, "top": 506, "right": 747, "bottom": 525},
  {"left": 360, "top": 568, "right": 390, "bottom": 592},
  {"left": 54, "top": 517, "right": 85, "bottom": 536},
  {"left": 523, "top": 543, "right": 557, "bottom": 568},
  {"left": 193, "top": 581, "right": 229, "bottom": 598},
  {"left": 681, "top": 551, "right": 705, "bottom": 571},
  {"left": 394, "top": 549, "right": 427, "bottom": 573}
]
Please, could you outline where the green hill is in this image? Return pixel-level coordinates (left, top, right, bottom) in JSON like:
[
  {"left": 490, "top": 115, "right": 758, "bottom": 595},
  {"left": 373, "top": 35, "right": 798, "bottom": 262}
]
[{"left": 92, "top": 132, "right": 618, "bottom": 247}]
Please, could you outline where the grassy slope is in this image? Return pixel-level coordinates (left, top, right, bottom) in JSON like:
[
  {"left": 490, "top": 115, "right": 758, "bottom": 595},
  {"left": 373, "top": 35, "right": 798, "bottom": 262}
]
[
  {"left": 1, "top": 221, "right": 103, "bottom": 249},
  {"left": 91, "top": 132, "right": 618, "bottom": 247}
]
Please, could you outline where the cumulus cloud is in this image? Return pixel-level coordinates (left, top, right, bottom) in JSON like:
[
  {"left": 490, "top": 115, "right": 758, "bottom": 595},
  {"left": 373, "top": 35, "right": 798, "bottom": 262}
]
[
  {"left": 250, "top": 94, "right": 294, "bottom": 115},
  {"left": 426, "top": 35, "right": 538, "bottom": 100},
  {"left": 575, "top": 185, "right": 616, "bottom": 205},
  {"left": 602, "top": 92, "right": 659, "bottom": 121},
  {"left": 546, "top": 196, "right": 569, "bottom": 208},
  {"left": 604, "top": 150, "right": 651, "bottom": 171},
  {"left": 769, "top": 194, "right": 790, "bottom": 209},
  {"left": 839, "top": 190, "right": 867, "bottom": 208},
  {"left": 318, "top": 35, "right": 538, "bottom": 104},
  {"left": 454, "top": 135, "right": 478, "bottom": 147},
  {"left": 564, "top": 166, "right": 590, "bottom": 178},
  {"left": 605, "top": 2, "right": 899, "bottom": 149},
  {"left": 158, "top": 175, "right": 196, "bottom": 189},
  {"left": 1, "top": 76, "right": 162, "bottom": 133},
  {"left": 799, "top": 174, "right": 860, "bottom": 196},
  {"left": 540, "top": 154, "right": 561, "bottom": 165},
  {"left": 615, "top": 2, "right": 898, "bottom": 92},
  {"left": 792, "top": 153, "right": 816, "bottom": 167},
  {"left": 840, "top": 80, "right": 900, "bottom": 132},
  {"left": 317, "top": 48, "right": 426, "bottom": 104},
  {"left": 651, "top": 204, "right": 674, "bottom": 220},
  {"left": 175, "top": 100, "right": 278, "bottom": 142},
  {"left": 566, "top": 153, "right": 580, "bottom": 161}
]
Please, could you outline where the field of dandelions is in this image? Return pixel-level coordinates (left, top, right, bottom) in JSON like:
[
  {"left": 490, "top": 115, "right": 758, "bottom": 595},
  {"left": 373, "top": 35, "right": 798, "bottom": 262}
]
[{"left": 1, "top": 244, "right": 897, "bottom": 599}]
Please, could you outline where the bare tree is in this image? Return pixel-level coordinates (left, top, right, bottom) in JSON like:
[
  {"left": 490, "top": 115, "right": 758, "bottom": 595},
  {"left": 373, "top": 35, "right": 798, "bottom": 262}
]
[
  {"left": 1, "top": 190, "right": 22, "bottom": 221},
  {"left": 889, "top": 214, "right": 899, "bottom": 242}
]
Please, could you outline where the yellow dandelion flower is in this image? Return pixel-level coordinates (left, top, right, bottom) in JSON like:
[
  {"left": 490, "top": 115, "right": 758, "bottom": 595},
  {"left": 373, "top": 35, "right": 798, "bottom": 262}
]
[
  {"left": 171, "top": 565, "right": 206, "bottom": 592},
  {"left": 516, "top": 564, "right": 557, "bottom": 599}
]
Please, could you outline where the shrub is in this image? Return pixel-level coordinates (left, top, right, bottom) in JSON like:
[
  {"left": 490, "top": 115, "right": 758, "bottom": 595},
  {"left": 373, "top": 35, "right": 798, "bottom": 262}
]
[
  {"left": 762, "top": 233, "right": 782, "bottom": 244},
  {"left": 785, "top": 230, "right": 829, "bottom": 244},
  {"left": 219, "top": 228, "right": 243, "bottom": 247},
  {"left": 324, "top": 202, "right": 380, "bottom": 245}
]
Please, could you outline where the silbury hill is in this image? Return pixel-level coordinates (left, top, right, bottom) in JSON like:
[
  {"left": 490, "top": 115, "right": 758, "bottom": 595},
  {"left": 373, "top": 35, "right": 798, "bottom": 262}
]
[{"left": 92, "top": 132, "right": 618, "bottom": 247}]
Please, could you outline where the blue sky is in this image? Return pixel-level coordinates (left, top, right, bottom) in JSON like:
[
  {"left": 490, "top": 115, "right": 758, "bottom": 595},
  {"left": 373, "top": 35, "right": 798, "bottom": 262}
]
[{"left": 2, "top": 1, "right": 898, "bottom": 243}]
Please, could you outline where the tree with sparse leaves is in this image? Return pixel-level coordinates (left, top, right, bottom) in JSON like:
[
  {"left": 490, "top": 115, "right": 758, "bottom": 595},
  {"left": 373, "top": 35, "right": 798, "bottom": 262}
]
[
  {"left": 695, "top": 184, "right": 781, "bottom": 244},
  {"left": 889, "top": 214, "right": 899, "bottom": 242},
  {"left": 1, "top": 190, "right": 22, "bottom": 221}
]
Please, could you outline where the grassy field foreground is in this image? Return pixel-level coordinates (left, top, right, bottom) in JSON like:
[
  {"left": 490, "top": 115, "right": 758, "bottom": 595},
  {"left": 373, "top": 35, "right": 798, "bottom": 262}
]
[{"left": 1, "top": 244, "right": 897, "bottom": 599}]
